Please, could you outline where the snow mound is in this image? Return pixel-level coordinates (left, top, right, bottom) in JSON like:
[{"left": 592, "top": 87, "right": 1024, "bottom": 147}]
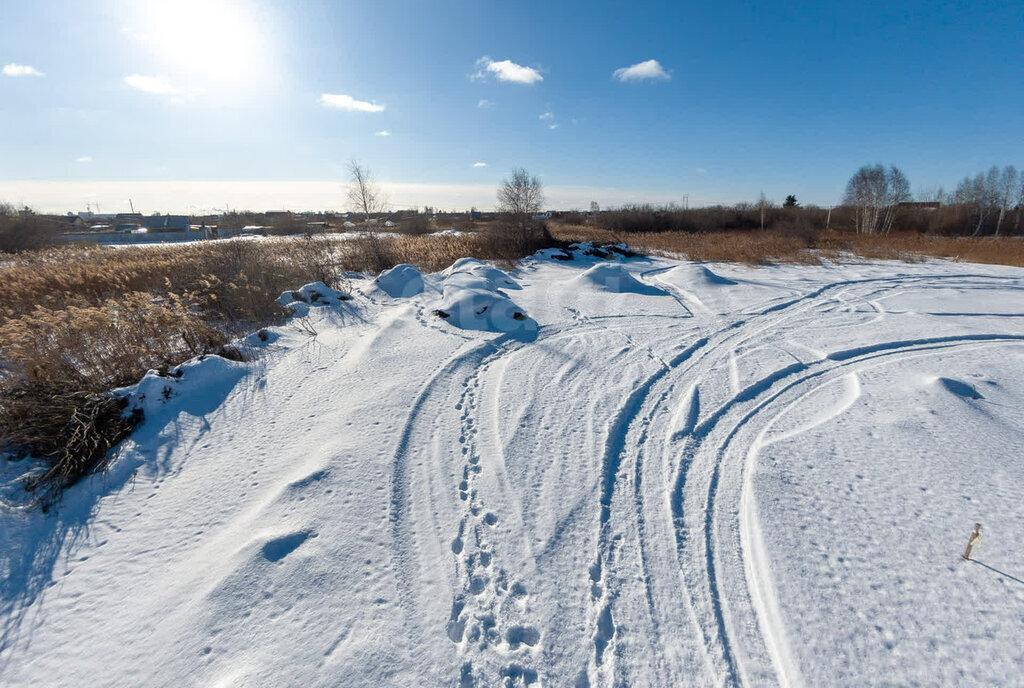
[
  {"left": 443, "top": 258, "right": 521, "bottom": 291},
  {"left": 434, "top": 259, "right": 533, "bottom": 333},
  {"left": 696, "top": 265, "right": 739, "bottom": 286},
  {"left": 375, "top": 264, "right": 424, "bottom": 298},
  {"left": 434, "top": 289, "right": 532, "bottom": 333},
  {"left": 129, "top": 355, "right": 249, "bottom": 420},
  {"left": 575, "top": 264, "right": 667, "bottom": 295},
  {"left": 277, "top": 281, "right": 352, "bottom": 316}
]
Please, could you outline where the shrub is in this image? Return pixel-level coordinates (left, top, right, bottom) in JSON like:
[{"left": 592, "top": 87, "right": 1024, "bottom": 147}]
[
  {"left": 0, "top": 205, "right": 60, "bottom": 253},
  {"left": 397, "top": 214, "right": 431, "bottom": 235},
  {"left": 0, "top": 228, "right": 573, "bottom": 506}
]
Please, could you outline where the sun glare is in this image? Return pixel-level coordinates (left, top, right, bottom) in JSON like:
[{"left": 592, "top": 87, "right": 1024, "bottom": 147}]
[{"left": 128, "top": 0, "right": 270, "bottom": 89}]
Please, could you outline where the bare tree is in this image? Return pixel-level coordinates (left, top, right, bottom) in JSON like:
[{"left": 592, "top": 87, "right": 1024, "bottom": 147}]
[
  {"left": 757, "top": 192, "right": 769, "bottom": 231},
  {"left": 955, "top": 169, "right": 1000, "bottom": 236},
  {"left": 994, "top": 165, "right": 1019, "bottom": 236},
  {"left": 843, "top": 164, "right": 911, "bottom": 234},
  {"left": 346, "top": 161, "right": 386, "bottom": 224},
  {"left": 497, "top": 167, "right": 545, "bottom": 246},
  {"left": 1017, "top": 175, "right": 1024, "bottom": 234}
]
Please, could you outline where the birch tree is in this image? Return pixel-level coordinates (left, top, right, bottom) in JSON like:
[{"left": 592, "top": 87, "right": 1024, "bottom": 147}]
[
  {"left": 995, "top": 165, "right": 1019, "bottom": 236},
  {"left": 347, "top": 161, "right": 386, "bottom": 223},
  {"left": 843, "top": 164, "right": 911, "bottom": 234}
]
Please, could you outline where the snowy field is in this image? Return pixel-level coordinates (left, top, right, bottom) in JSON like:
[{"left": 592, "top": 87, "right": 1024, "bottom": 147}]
[{"left": 2, "top": 246, "right": 1024, "bottom": 687}]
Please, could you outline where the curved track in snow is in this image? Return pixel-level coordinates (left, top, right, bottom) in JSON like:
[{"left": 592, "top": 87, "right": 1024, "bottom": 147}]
[
  {"left": 4, "top": 255, "right": 1024, "bottom": 688},
  {"left": 390, "top": 263, "right": 1024, "bottom": 687}
]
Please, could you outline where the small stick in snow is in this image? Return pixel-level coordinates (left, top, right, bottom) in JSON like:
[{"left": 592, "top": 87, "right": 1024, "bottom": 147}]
[{"left": 962, "top": 523, "right": 981, "bottom": 560}]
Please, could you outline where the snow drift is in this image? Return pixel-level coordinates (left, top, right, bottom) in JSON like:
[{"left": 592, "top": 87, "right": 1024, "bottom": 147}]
[
  {"left": 434, "top": 258, "right": 534, "bottom": 334},
  {"left": 375, "top": 264, "right": 424, "bottom": 298},
  {"left": 277, "top": 281, "right": 351, "bottom": 317},
  {"left": 574, "top": 263, "right": 668, "bottom": 295}
]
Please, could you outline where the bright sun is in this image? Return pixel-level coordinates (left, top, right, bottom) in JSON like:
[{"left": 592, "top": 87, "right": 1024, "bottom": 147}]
[{"left": 129, "top": 0, "right": 270, "bottom": 87}]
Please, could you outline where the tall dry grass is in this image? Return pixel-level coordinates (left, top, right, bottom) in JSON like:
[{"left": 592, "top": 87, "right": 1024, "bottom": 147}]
[
  {"left": 0, "top": 230, "right": 558, "bottom": 506},
  {"left": 550, "top": 224, "right": 1024, "bottom": 267}
]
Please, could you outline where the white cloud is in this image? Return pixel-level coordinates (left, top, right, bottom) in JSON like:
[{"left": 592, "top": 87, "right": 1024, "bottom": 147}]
[
  {"left": 319, "top": 93, "right": 386, "bottom": 112},
  {"left": 473, "top": 57, "right": 543, "bottom": 85},
  {"left": 3, "top": 63, "right": 45, "bottom": 77},
  {"left": 472, "top": 162, "right": 487, "bottom": 168},
  {"left": 613, "top": 59, "right": 671, "bottom": 82},
  {"left": 76, "top": 156, "right": 93, "bottom": 163},
  {"left": 123, "top": 74, "right": 182, "bottom": 95},
  {"left": 548, "top": 123, "right": 559, "bottom": 130},
  {"left": 539, "top": 111, "right": 554, "bottom": 120},
  {"left": 375, "top": 130, "right": 390, "bottom": 136},
  {"left": 477, "top": 99, "right": 495, "bottom": 109},
  {"left": 696, "top": 167, "right": 706, "bottom": 174}
]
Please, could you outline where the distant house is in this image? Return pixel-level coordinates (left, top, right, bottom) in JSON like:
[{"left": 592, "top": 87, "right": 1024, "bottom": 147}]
[
  {"left": 115, "top": 213, "right": 144, "bottom": 226},
  {"left": 141, "top": 214, "right": 190, "bottom": 231},
  {"left": 39, "top": 214, "right": 86, "bottom": 231}
]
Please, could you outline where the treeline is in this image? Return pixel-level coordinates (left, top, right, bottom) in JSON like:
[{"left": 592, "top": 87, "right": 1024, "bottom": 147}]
[{"left": 575, "top": 163, "right": 1023, "bottom": 238}]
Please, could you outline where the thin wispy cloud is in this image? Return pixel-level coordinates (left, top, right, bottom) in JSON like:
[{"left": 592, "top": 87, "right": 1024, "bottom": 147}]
[
  {"left": 76, "top": 156, "right": 93, "bottom": 163},
  {"left": 472, "top": 162, "right": 487, "bottom": 168},
  {"left": 3, "top": 63, "right": 45, "bottom": 77},
  {"left": 613, "top": 59, "right": 671, "bottom": 82},
  {"left": 539, "top": 111, "right": 554, "bottom": 120},
  {"left": 319, "top": 93, "right": 386, "bottom": 112},
  {"left": 123, "top": 74, "right": 183, "bottom": 95},
  {"left": 473, "top": 57, "right": 543, "bottom": 85},
  {"left": 375, "top": 130, "right": 390, "bottom": 136},
  {"left": 696, "top": 167, "right": 706, "bottom": 173},
  {"left": 548, "top": 123, "right": 559, "bottom": 130},
  {"left": 477, "top": 99, "right": 495, "bottom": 109}
]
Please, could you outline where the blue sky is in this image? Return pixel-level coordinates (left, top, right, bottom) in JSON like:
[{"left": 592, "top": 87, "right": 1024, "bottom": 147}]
[{"left": 1, "top": 0, "right": 1022, "bottom": 212}]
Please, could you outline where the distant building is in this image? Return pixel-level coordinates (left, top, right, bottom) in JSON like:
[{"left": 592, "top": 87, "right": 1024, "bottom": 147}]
[
  {"left": 39, "top": 214, "right": 86, "bottom": 231},
  {"left": 114, "top": 212, "right": 144, "bottom": 226},
  {"left": 141, "top": 214, "right": 190, "bottom": 231}
]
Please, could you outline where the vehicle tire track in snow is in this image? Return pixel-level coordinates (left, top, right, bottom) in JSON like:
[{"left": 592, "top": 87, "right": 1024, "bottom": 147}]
[
  {"left": 582, "top": 271, "right": 913, "bottom": 686},
  {"left": 677, "top": 333, "right": 1024, "bottom": 687},
  {"left": 393, "top": 270, "right": 1024, "bottom": 686},
  {"left": 658, "top": 273, "right": 1024, "bottom": 686},
  {"left": 586, "top": 337, "right": 709, "bottom": 686}
]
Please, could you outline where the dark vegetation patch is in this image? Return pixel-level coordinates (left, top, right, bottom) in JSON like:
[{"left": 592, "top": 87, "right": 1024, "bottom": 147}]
[{"left": 0, "top": 226, "right": 560, "bottom": 507}]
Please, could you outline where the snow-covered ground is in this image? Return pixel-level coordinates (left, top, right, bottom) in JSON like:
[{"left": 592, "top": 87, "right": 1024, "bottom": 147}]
[{"left": 2, "top": 246, "right": 1024, "bottom": 687}]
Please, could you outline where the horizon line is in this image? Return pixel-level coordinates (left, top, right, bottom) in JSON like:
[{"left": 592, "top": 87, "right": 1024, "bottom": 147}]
[{"left": 0, "top": 179, "right": 829, "bottom": 215}]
